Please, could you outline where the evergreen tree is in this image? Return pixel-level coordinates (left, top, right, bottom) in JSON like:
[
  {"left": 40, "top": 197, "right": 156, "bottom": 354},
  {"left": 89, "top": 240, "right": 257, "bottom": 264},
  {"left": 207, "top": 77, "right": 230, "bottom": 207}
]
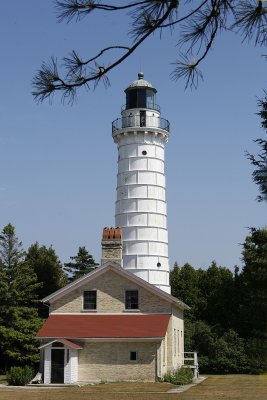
[
  {"left": 64, "top": 246, "right": 98, "bottom": 281},
  {"left": 0, "top": 224, "right": 42, "bottom": 371},
  {"left": 247, "top": 95, "right": 267, "bottom": 201},
  {"left": 0, "top": 223, "right": 24, "bottom": 273},
  {"left": 0, "top": 259, "right": 8, "bottom": 371}
]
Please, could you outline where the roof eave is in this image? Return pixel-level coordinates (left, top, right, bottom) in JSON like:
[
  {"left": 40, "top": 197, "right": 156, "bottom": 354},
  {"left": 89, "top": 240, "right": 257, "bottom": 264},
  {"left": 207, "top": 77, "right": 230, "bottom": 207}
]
[{"left": 37, "top": 336, "right": 164, "bottom": 342}]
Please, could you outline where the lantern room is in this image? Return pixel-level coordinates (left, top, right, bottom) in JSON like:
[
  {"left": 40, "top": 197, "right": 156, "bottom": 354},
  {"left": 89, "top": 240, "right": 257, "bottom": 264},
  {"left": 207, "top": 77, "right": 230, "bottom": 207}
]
[{"left": 124, "top": 72, "right": 159, "bottom": 111}]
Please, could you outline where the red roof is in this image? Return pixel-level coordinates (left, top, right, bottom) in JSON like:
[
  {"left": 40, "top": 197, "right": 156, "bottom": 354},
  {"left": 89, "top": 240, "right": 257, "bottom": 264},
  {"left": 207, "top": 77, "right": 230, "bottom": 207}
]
[
  {"left": 36, "top": 314, "right": 170, "bottom": 339},
  {"left": 60, "top": 339, "right": 82, "bottom": 349}
]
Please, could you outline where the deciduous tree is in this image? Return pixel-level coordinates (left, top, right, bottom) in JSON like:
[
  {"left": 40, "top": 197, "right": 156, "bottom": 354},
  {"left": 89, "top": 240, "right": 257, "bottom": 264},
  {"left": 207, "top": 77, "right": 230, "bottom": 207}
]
[
  {"left": 239, "top": 227, "right": 267, "bottom": 338},
  {"left": 26, "top": 243, "right": 67, "bottom": 300},
  {"left": 170, "top": 262, "right": 205, "bottom": 321},
  {"left": 25, "top": 243, "right": 68, "bottom": 317}
]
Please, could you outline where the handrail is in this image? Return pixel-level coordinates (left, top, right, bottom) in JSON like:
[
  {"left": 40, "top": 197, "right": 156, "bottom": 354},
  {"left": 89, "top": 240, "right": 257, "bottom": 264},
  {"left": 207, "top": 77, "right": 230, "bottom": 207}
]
[
  {"left": 183, "top": 352, "right": 199, "bottom": 379},
  {"left": 112, "top": 115, "right": 170, "bottom": 133},
  {"left": 121, "top": 103, "right": 161, "bottom": 112}
]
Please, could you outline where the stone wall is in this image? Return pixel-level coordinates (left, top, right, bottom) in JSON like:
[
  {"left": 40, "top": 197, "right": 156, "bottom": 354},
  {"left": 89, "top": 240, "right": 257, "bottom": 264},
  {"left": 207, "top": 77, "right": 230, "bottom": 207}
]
[
  {"left": 78, "top": 342, "right": 157, "bottom": 382},
  {"left": 50, "top": 270, "right": 171, "bottom": 314},
  {"left": 166, "top": 307, "right": 184, "bottom": 370}
]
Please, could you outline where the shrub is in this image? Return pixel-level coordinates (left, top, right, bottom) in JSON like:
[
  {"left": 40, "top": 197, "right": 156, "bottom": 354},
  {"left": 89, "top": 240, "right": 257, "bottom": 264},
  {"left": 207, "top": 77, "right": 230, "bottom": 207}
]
[
  {"left": 7, "top": 366, "right": 34, "bottom": 386},
  {"left": 163, "top": 367, "right": 193, "bottom": 385}
]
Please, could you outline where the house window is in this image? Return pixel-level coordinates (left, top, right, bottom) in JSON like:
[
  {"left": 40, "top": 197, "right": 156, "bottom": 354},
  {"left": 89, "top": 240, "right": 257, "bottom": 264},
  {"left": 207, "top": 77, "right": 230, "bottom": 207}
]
[
  {"left": 125, "top": 290, "right": 139, "bottom": 309},
  {"left": 130, "top": 351, "right": 137, "bottom": 361},
  {"left": 83, "top": 290, "right": 97, "bottom": 310}
]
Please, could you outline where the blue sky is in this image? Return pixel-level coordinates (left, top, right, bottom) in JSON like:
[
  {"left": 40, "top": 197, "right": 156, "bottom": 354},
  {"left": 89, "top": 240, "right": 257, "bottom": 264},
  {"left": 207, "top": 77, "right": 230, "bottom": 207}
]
[{"left": 0, "top": 1, "right": 265, "bottom": 270}]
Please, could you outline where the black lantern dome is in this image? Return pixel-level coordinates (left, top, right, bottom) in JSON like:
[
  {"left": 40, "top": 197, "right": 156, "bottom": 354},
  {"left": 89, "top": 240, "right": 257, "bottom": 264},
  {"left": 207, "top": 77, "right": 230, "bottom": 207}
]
[{"left": 124, "top": 72, "right": 159, "bottom": 111}]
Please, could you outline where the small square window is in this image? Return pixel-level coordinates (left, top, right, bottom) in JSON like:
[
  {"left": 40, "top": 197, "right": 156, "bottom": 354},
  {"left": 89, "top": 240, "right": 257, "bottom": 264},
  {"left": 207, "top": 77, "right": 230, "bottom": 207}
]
[
  {"left": 125, "top": 290, "right": 139, "bottom": 309},
  {"left": 84, "top": 290, "right": 97, "bottom": 310},
  {"left": 130, "top": 351, "right": 137, "bottom": 361}
]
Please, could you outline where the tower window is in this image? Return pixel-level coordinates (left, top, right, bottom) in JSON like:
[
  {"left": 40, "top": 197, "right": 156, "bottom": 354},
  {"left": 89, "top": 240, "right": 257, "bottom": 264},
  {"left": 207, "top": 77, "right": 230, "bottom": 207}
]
[
  {"left": 125, "top": 290, "right": 139, "bottom": 309},
  {"left": 157, "top": 262, "right": 161, "bottom": 267},
  {"left": 130, "top": 351, "right": 137, "bottom": 361},
  {"left": 83, "top": 290, "right": 97, "bottom": 310},
  {"left": 140, "top": 110, "right": 146, "bottom": 127},
  {"left": 142, "top": 150, "right": 147, "bottom": 155}
]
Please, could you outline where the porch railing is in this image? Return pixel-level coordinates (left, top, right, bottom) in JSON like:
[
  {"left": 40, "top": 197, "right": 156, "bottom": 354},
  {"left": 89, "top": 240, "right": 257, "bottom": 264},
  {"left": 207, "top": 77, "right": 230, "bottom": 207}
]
[{"left": 183, "top": 352, "right": 199, "bottom": 379}]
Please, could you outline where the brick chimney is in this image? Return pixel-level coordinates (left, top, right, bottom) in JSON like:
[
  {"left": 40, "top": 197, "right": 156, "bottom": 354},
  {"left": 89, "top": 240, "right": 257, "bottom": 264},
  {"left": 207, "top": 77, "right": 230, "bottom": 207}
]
[{"left": 101, "top": 227, "right": 123, "bottom": 266}]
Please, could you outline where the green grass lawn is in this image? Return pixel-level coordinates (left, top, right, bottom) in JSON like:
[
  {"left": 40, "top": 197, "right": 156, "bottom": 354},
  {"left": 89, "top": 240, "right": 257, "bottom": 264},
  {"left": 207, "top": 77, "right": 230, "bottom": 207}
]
[{"left": 0, "top": 375, "right": 266, "bottom": 400}]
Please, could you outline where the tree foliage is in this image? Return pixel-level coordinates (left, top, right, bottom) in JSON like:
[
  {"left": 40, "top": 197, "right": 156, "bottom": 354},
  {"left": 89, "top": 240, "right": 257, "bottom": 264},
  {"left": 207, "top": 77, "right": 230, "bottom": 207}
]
[
  {"left": 247, "top": 93, "right": 267, "bottom": 201},
  {"left": 25, "top": 243, "right": 67, "bottom": 317},
  {"left": 32, "top": 0, "right": 267, "bottom": 102},
  {"left": 0, "top": 225, "right": 43, "bottom": 371},
  {"left": 0, "top": 225, "right": 100, "bottom": 372},
  {"left": 0, "top": 223, "right": 24, "bottom": 271},
  {"left": 170, "top": 262, "right": 205, "bottom": 321},
  {"left": 25, "top": 243, "right": 67, "bottom": 300},
  {"left": 64, "top": 245, "right": 98, "bottom": 281},
  {"left": 238, "top": 227, "right": 267, "bottom": 338},
  {"left": 171, "top": 229, "right": 267, "bottom": 373}
]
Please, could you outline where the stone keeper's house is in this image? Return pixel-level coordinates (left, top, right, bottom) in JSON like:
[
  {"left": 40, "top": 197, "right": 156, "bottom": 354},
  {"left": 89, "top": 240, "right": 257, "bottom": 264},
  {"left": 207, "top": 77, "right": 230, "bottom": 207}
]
[{"left": 36, "top": 227, "right": 189, "bottom": 384}]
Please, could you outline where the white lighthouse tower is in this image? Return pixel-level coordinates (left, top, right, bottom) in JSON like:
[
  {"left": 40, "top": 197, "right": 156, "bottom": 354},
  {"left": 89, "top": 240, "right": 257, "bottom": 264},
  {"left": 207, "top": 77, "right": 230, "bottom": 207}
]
[{"left": 112, "top": 73, "right": 171, "bottom": 293}]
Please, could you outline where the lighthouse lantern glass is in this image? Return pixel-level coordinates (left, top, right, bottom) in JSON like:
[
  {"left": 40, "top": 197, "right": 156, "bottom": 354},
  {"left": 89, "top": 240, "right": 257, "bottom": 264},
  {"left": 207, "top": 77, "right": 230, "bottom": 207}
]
[
  {"left": 146, "top": 89, "right": 156, "bottom": 109},
  {"left": 126, "top": 88, "right": 156, "bottom": 110}
]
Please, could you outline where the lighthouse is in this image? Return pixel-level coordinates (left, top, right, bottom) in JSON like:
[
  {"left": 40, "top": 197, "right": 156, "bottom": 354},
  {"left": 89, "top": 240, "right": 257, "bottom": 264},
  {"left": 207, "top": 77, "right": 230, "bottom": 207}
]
[{"left": 112, "top": 73, "right": 171, "bottom": 293}]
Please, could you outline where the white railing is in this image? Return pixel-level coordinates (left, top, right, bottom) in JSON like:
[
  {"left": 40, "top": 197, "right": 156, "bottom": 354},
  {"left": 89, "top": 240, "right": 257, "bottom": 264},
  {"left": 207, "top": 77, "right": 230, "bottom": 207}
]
[{"left": 183, "top": 352, "right": 199, "bottom": 379}]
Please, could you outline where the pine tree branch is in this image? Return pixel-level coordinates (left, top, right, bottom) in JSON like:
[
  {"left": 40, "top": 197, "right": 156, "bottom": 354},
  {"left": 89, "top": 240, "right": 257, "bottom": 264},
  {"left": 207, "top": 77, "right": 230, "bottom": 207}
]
[
  {"left": 33, "top": 1, "right": 178, "bottom": 102},
  {"left": 56, "top": 0, "right": 153, "bottom": 24},
  {"left": 33, "top": 0, "right": 267, "bottom": 101}
]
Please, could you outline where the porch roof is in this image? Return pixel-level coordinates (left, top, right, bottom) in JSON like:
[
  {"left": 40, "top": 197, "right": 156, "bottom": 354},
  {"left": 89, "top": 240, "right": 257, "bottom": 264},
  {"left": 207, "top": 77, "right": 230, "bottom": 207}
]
[
  {"left": 39, "top": 338, "right": 83, "bottom": 349},
  {"left": 36, "top": 314, "right": 170, "bottom": 339}
]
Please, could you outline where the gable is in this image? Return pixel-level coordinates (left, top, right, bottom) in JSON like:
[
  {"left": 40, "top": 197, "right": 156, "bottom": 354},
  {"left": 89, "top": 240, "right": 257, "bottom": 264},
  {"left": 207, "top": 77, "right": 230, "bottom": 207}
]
[
  {"left": 44, "top": 263, "right": 189, "bottom": 312},
  {"left": 39, "top": 339, "right": 82, "bottom": 349},
  {"left": 50, "top": 269, "right": 171, "bottom": 314}
]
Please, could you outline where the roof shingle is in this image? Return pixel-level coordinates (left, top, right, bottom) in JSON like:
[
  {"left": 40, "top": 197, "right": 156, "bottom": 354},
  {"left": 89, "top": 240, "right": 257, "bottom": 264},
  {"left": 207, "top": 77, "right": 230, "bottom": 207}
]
[{"left": 37, "top": 314, "right": 170, "bottom": 339}]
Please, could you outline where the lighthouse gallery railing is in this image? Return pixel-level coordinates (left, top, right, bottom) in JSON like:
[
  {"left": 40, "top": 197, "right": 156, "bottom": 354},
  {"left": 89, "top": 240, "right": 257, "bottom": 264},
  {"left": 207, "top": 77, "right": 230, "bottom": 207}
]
[{"left": 112, "top": 115, "right": 170, "bottom": 133}]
